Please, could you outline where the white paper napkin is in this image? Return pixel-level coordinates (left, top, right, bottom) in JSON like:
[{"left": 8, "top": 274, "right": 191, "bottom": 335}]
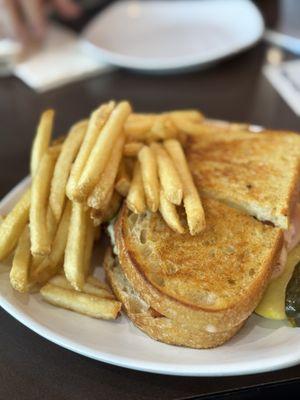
[
  {"left": 264, "top": 59, "right": 300, "bottom": 116},
  {"left": 14, "top": 24, "right": 112, "bottom": 92}
]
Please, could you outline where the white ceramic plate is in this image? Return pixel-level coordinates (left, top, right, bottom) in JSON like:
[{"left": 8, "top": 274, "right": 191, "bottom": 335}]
[
  {"left": 82, "top": 0, "right": 264, "bottom": 72},
  {"left": 1, "top": 177, "right": 300, "bottom": 376}
]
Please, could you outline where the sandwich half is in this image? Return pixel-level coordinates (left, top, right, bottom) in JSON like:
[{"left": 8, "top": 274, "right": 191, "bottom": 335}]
[
  {"left": 186, "top": 125, "right": 300, "bottom": 229},
  {"left": 110, "top": 198, "right": 283, "bottom": 334}
]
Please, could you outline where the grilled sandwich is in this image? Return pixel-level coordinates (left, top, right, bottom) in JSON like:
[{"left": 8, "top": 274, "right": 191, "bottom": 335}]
[{"left": 106, "top": 122, "right": 300, "bottom": 348}]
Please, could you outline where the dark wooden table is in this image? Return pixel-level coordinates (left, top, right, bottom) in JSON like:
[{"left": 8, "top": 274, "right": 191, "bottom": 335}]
[{"left": 1, "top": 1, "right": 300, "bottom": 399}]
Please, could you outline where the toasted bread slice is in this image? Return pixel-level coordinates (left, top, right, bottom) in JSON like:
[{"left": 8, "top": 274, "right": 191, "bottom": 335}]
[
  {"left": 113, "top": 199, "right": 283, "bottom": 331},
  {"left": 104, "top": 247, "right": 243, "bottom": 349},
  {"left": 187, "top": 127, "right": 300, "bottom": 229}
]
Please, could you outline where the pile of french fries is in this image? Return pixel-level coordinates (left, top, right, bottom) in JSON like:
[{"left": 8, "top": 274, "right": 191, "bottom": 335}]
[{"left": 0, "top": 100, "right": 206, "bottom": 321}]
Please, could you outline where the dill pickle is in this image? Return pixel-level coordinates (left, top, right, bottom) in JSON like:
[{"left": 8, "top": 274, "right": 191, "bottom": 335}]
[{"left": 285, "top": 261, "right": 300, "bottom": 327}]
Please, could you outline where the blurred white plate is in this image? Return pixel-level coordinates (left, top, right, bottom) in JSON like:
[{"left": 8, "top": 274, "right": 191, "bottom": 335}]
[
  {"left": 82, "top": 0, "right": 264, "bottom": 72},
  {"left": 1, "top": 177, "right": 300, "bottom": 376}
]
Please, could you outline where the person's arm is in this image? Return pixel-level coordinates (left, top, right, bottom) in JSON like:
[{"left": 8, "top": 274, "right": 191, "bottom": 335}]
[{"left": 3, "top": 0, "right": 82, "bottom": 41}]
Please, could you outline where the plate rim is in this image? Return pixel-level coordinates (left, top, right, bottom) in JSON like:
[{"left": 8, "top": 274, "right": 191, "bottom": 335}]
[
  {"left": 1, "top": 176, "right": 300, "bottom": 376},
  {"left": 82, "top": 0, "right": 265, "bottom": 71}
]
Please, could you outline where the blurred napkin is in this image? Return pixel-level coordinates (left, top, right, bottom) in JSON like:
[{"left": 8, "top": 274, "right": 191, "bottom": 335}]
[
  {"left": 264, "top": 59, "right": 300, "bottom": 116},
  {"left": 14, "top": 24, "right": 111, "bottom": 92}
]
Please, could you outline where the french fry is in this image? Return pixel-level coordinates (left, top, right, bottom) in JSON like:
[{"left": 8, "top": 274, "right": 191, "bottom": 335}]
[
  {"left": 170, "top": 116, "right": 205, "bottom": 136},
  {"left": 83, "top": 217, "right": 95, "bottom": 277},
  {"left": 32, "top": 202, "right": 72, "bottom": 284},
  {"left": 164, "top": 140, "right": 205, "bottom": 234},
  {"left": 89, "top": 185, "right": 119, "bottom": 226},
  {"left": 30, "top": 109, "right": 55, "bottom": 175},
  {"left": 30, "top": 151, "right": 57, "bottom": 256},
  {"left": 10, "top": 225, "right": 31, "bottom": 292},
  {"left": 138, "top": 146, "right": 160, "bottom": 212},
  {"left": 123, "top": 141, "right": 143, "bottom": 157},
  {"left": 126, "top": 161, "right": 146, "bottom": 214},
  {"left": 66, "top": 101, "right": 115, "bottom": 201},
  {"left": 90, "top": 190, "right": 120, "bottom": 226},
  {"left": 50, "top": 120, "right": 87, "bottom": 221},
  {"left": 127, "top": 113, "right": 156, "bottom": 122},
  {"left": 32, "top": 208, "right": 58, "bottom": 272},
  {"left": 0, "top": 190, "right": 30, "bottom": 261},
  {"left": 40, "top": 284, "right": 121, "bottom": 319},
  {"left": 87, "top": 134, "right": 125, "bottom": 209},
  {"left": 151, "top": 142, "right": 183, "bottom": 205},
  {"left": 46, "top": 206, "right": 58, "bottom": 244},
  {"left": 149, "top": 116, "right": 178, "bottom": 141},
  {"left": 124, "top": 116, "right": 153, "bottom": 141},
  {"left": 49, "top": 275, "right": 114, "bottom": 299},
  {"left": 159, "top": 191, "right": 185, "bottom": 234},
  {"left": 115, "top": 160, "right": 131, "bottom": 196},
  {"left": 76, "top": 101, "right": 132, "bottom": 200},
  {"left": 48, "top": 144, "right": 62, "bottom": 156},
  {"left": 168, "top": 110, "right": 203, "bottom": 122},
  {"left": 64, "top": 202, "right": 88, "bottom": 290}
]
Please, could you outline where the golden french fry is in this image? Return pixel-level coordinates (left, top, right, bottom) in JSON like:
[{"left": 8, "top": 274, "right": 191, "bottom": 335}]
[
  {"left": 64, "top": 202, "right": 88, "bottom": 290},
  {"left": 48, "top": 144, "right": 62, "bottom": 156},
  {"left": 115, "top": 160, "right": 131, "bottom": 196},
  {"left": 32, "top": 208, "right": 58, "bottom": 271},
  {"left": 138, "top": 146, "right": 160, "bottom": 212},
  {"left": 31, "top": 109, "right": 55, "bottom": 175},
  {"left": 32, "top": 202, "right": 72, "bottom": 284},
  {"left": 164, "top": 140, "right": 205, "bottom": 234},
  {"left": 0, "top": 190, "right": 30, "bottom": 261},
  {"left": 124, "top": 117, "right": 153, "bottom": 141},
  {"left": 83, "top": 217, "right": 95, "bottom": 277},
  {"left": 170, "top": 115, "right": 205, "bottom": 136},
  {"left": 49, "top": 275, "right": 114, "bottom": 299},
  {"left": 66, "top": 102, "right": 115, "bottom": 201},
  {"left": 159, "top": 191, "right": 185, "bottom": 234},
  {"left": 10, "top": 225, "right": 31, "bottom": 292},
  {"left": 50, "top": 120, "right": 87, "bottom": 221},
  {"left": 30, "top": 151, "right": 57, "bottom": 256},
  {"left": 87, "top": 134, "right": 125, "bottom": 209},
  {"left": 151, "top": 142, "right": 183, "bottom": 205},
  {"left": 89, "top": 182, "right": 115, "bottom": 224},
  {"left": 47, "top": 207, "right": 58, "bottom": 242},
  {"left": 149, "top": 116, "right": 178, "bottom": 141},
  {"left": 127, "top": 113, "right": 156, "bottom": 122},
  {"left": 126, "top": 161, "right": 146, "bottom": 214},
  {"left": 76, "top": 101, "right": 132, "bottom": 200},
  {"left": 123, "top": 141, "right": 143, "bottom": 157},
  {"left": 168, "top": 110, "right": 204, "bottom": 122},
  {"left": 40, "top": 283, "right": 121, "bottom": 319}
]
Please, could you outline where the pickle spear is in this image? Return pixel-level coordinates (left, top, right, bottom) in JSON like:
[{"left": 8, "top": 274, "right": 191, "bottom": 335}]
[
  {"left": 285, "top": 261, "right": 300, "bottom": 327},
  {"left": 256, "top": 244, "right": 300, "bottom": 320}
]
